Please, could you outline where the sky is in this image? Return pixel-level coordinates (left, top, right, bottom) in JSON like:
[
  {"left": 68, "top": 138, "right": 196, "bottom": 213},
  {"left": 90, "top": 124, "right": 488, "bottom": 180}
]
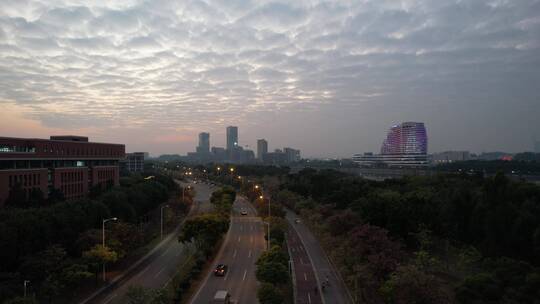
[{"left": 0, "top": 0, "right": 539, "bottom": 158}]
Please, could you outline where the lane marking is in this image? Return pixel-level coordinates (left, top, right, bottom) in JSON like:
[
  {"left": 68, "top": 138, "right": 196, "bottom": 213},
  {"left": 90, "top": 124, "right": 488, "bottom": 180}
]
[
  {"left": 308, "top": 292, "right": 312, "bottom": 304},
  {"left": 137, "top": 265, "right": 151, "bottom": 278},
  {"left": 162, "top": 246, "right": 172, "bottom": 257},
  {"left": 103, "top": 293, "right": 117, "bottom": 304},
  {"left": 242, "top": 269, "right": 247, "bottom": 281},
  {"left": 300, "top": 258, "right": 304, "bottom": 264},
  {"left": 238, "top": 236, "right": 241, "bottom": 242},
  {"left": 233, "top": 250, "right": 237, "bottom": 258},
  {"left": 154, "top": 267, "right": 165, "bottom": 278},
  {"left": 224, "top": 269, "right": 230, "bottom": 281},
  {"left": 248, "top": 250, "right": 252, "bottom": 258},
  {"left": 304, "top": 273, "right": 308, "bottom": 281},
  {"left": 250, "top": 236, "right": 253, "bottom": 243}
]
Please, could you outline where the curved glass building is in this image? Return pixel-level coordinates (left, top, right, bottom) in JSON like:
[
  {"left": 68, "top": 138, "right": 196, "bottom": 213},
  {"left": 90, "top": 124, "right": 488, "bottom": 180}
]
[{"left": 353, "top": 122, "right": 428, "bottom": 167}]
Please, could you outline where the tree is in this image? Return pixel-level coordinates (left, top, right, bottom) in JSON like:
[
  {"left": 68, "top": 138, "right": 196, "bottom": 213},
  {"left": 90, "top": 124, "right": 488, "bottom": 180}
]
[
  {"left": 126, "top": 286, "right": 168, "bottom": 304},
  {"left": 257, "top": 283, "right": 284, "bottom": 304},
  {"left": 256, "top": 260, "right": 289, "bottom": 285},
  {"left": 178, "top": 214, "right": 229, "bottom": 256},
  {"left": 348, "top": 224, "right": 402, "bottom": 281},
  {"left": 82, "top": 245, "right": 118, "bottom": 280},
  {"left": 380, "top": 265, "right": 449, "bottom": 304}
]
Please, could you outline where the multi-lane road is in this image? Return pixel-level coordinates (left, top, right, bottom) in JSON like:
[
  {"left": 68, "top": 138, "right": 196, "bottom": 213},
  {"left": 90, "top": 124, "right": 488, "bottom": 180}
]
[
  {"left": 81, "top": 181, "right": 215, "bottom": 304},
  {"left": 190, "top": 196, "right": 266, "bottom": 304},
  {"left": 287, "top": 210, "right": 353, "bottom": 304}
]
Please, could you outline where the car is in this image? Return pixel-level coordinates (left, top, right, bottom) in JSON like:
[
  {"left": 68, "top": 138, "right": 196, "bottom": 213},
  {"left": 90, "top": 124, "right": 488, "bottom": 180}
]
[
  {"left": 240, "top": 209, "right": 248, "bottom": 215},
  {"left": 214, "top": 264, "right": 228, "bottom": 276}
]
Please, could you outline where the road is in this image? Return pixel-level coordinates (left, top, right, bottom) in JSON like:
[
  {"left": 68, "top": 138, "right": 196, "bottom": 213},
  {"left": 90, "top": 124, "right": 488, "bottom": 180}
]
[
  {"left": 81, "top": 180, "right": 215, "bottom": 304},
  {"left": 287, "top": 210, "right": 353, "bottom": 304},
  {"left": 288, "top": 226, "right": 323, "bottom": 304},
  {"left": 190, "top": 196, "right": 266, "bottom": 304}
]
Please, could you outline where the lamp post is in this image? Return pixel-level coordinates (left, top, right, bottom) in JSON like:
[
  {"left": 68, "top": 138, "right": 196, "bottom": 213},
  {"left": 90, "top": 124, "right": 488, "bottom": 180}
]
[
  {"left": 160, "top": 205, "right": 170, "bottom": 240},
  {"left": 260, "top": 193, "right": 271, "bottom": 250},
  {"left": 102, "top": 217, "right": 117, "bottom": 281},
  {"left": 23, "top": 280, "right": 30, "bottom": 298},
  {"left": 263, "top": 222, "right": 270, "bottom": 250}
]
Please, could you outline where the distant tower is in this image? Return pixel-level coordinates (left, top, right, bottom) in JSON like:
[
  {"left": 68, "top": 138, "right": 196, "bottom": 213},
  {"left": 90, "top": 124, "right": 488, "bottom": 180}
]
[
  {"left": 226, "top": 126, "right": 238, "bottom": 160},
  {"left": 257, "top": 139, "right": 268, "bottom": 160},
  {"left": 197, "top": 132, "right": 210, "bottom": 153}
]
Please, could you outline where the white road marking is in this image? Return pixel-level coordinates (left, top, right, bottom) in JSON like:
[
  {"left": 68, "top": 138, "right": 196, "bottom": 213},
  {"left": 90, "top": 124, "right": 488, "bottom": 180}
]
[
  {"left": 304, "top": 273, "right": 308, "bottom": 281},
  {"left": 103, "top": 293, "right": 117, "bottom": 304},
  {"left": 300, "top": 258, "right": 304, "bottom": 264},
  {"left": 248, "top": 250, "right": 252, "bottom": 258},
  {"left": 238, "top": 236, "right": 241, "bottom": 242},
  {"left": 250, "top": 236, "right": 253, "bottom": 243},
  {"left": 162, "top": 246, "right": 172, "bottom": 257},
  {"left": 154, "top": 267, "right": 165, "bottom": 278},
  {"left": 242, "top": 269, "right": 247, "bottom": 281},
  {"left": 224, "top": 269, "right": 230, "bottom": 281},
  {"left": 233, "top": 250, "right": 237, "bottom": 258},
  {"left": 137, "top": 265, "right": 151, "bottom": 278},
  {"left": 308, "top": 292, "right": 312, "bottom": 304},
  {"left": 251, "top": 225, "right": 253, "bottom": 230}
]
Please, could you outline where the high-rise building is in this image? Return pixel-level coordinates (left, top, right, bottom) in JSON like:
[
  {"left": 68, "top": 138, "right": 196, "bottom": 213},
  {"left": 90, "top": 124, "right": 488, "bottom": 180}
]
[
  {"left": 257, "top": 139, "right": 268, "bottom": 160},
  {"left": 226, "top": 126, "right": 238, "bottom": 151},
  {"left": 353, "top": 122, "right": 428, "bottom": 167},
  {"left": 381, "top": 122, "right": 427, "bottom": 155},
  {"left": 122, "top": 152, "right": 145, "bottom": 172},
  {"left": 197, "top": 132, "right": 210, "bottom": 154},
  {"left": 284, "top": 147, "right": 301, "bottom": 162},
  {"left": 0, "top": 136, "right": 125, "bottom": 206}
]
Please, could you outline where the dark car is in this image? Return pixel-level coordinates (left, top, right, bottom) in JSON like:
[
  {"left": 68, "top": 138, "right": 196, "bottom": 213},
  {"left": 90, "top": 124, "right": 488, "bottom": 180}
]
[{"left": 214, "top": 264, "right": 228, "bottom": 276}]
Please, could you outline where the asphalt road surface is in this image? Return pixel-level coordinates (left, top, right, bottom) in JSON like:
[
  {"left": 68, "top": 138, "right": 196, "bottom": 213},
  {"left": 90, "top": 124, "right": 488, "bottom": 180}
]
[
  {"left": 190, "top": 196, "right": 265, "bottom": 304},
  {"left": 288, "top": 227, "right": 323, "bottom": 304},
  {"left": 82, "top": 180, "right": 215, "bottom": 304},
  {"left": 287, "top": 210, "right": 353, "bottom": 304}
]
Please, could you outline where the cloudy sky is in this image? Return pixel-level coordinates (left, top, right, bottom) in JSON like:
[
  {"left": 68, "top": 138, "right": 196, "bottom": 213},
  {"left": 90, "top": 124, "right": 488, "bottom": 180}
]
[{"left": 0, "top": 0, "right": 539, "bottom": 157}]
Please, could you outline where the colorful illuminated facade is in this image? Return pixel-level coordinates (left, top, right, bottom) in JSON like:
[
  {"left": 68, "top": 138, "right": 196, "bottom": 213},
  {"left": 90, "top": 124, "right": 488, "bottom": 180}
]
[{"left": 353, "top": 122, "right": 429, "bottom": 167}]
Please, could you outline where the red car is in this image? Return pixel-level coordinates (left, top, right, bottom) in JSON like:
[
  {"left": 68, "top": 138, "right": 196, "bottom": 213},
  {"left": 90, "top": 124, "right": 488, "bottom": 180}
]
[{"left": 214, "top": 264, "right": 228, "bottom": 276}]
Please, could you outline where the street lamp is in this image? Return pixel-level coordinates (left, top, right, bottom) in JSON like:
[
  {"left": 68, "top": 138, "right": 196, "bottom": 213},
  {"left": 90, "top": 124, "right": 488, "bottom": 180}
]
[
  {"left": 259, "top": 192, "right": 271, "bottom": 250},
  {"left": 161, "top": 205, "right": 170, "bottom": 240},
  {"left": 102, "top": 217, "right": 118, "bottom": 282},
  {"left": 182, "top": 185, "right": 190, "bottom": 202},
  {"left": 23, "top": 280, "right": 30, "bottom": 298},
  {"left": 263, "top": 222, "right": 270, "bottom": 250}
]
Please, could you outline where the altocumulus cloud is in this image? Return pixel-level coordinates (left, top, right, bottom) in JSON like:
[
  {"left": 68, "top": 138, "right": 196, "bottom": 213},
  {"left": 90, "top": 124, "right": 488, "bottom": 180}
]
[{"left": 0, "top": 0, "right": 539, "bottom": 155}]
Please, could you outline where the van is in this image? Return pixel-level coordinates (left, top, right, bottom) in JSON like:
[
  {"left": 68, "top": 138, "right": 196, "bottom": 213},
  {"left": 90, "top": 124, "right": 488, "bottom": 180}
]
[{"left": 213, "top": 290, "right": 230, "bottom": 304}]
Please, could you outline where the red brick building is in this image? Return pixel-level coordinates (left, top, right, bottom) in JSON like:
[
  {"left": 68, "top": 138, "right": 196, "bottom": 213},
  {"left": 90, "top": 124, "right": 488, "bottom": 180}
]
[{"left": 0, "top": 136, "right": 125, "bottom": 206}]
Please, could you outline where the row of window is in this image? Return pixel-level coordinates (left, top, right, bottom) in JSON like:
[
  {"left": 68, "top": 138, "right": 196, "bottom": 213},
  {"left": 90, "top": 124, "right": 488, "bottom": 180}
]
[
  {"left": 8, "top": 173, "right": 42, "bottom": 187},
  {"left": 0, "top": 160, "right": 118, "bottom": 170},
  {"left": 61, "top": 183, "right": 85, "bottom": 197},
  {"left": 60, "top": 171, "right": 84, "bottom": 183},
  {"left": 0, "top": 143, "right": 122, "bottom": 157},
  {"left": 97, "top": 169, "right": 115, "bottom": 180},
  {"left": 40, "top": 145, "right": 122, "bottom": 157}
]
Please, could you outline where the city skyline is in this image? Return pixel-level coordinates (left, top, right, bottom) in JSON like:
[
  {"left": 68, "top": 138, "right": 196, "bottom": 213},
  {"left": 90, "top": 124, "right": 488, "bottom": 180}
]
[{"left": 1, "top": 0, "right": 539, "bottom": 157}]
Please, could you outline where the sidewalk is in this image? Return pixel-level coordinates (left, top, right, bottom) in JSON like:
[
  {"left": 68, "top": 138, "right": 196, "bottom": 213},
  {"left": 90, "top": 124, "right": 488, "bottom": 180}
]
[{"left": 286, "top": 210, "right": 353, "bottom": 304}]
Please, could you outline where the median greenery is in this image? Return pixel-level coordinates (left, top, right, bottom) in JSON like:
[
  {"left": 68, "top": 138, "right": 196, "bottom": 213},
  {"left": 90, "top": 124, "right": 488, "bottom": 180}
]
[
  {"left": 0, "top": 173, "right": 186, "bottom": 303},
  {"left": 173, "top": 186, "right": 234, "bottom": 302}
]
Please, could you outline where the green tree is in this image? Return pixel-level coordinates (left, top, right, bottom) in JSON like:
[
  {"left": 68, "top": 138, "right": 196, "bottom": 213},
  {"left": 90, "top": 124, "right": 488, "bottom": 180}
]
[
  {"left": 82, "top": 245, "right": 118, "bottom": 279},
  {"left": 178, "top": 214, "right": 229, "bottom": 256},
  {"left": 256, "top": 260, "right": 289, "bottom": 285},
  {"left": 257, "top": 283, "right": 284, "bottom": 304},
  {"left": 126, "top": 286, "right": 168, "bottom": 304}
]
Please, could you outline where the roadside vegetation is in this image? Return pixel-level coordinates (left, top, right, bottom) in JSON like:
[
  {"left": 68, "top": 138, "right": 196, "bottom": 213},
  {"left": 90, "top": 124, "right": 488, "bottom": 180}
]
[
  {"left": 242, "top": 187, "right": 293, "bottom": 304},
  {"left": 0, "top": 173, "right": 188, "bottom": 303},
  {"left": 172, "top": 186, "right": 234, "bottom": 303},
  {"left": 274, "top": 168, "right": 540, "bottom": 303}
]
